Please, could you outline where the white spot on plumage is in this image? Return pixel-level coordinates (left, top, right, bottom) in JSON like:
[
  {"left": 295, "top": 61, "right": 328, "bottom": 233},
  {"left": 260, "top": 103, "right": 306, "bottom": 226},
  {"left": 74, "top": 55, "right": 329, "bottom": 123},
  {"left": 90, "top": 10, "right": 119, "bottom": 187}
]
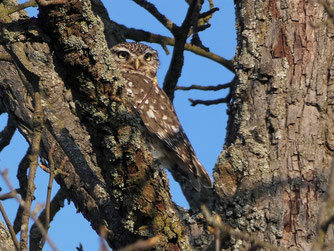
[
  {"left": 162, "top": 115, "right": 167, "bottom": 120},
  {"left": 128, "top": 82, "right": 133, "bottom": 87},
  {"left": 147, "top": 109, "right": 155, "bottom": 119},
  {"left": 145, "top": 99, "right": 149, "bottom": 104},
  {"left": 171, "top": 125, "right": 179, "bottom": 133},
  {"left": 140, "top": 89, "right": 144, "bottom": 93},
  {"left": 126, "top": 89, "right": 133, "bottom": 96},
  {"left": 155, "top": 87, "right": 159, "bottom": 94}
]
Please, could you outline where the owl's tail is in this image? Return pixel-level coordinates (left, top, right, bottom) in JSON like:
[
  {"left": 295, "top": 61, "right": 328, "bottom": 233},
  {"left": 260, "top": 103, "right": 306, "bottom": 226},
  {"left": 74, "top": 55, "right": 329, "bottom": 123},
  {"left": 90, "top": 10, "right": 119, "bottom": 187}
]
[{"left": 192, "top": 157, "right": 213, "bottom": 190}]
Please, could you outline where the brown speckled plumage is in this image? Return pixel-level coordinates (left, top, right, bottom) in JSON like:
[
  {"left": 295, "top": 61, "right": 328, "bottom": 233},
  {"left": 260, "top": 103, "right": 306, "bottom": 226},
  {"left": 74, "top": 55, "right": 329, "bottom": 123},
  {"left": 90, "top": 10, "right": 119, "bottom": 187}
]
[{"left": 111, "top": 42, "right": 212, "bottom": 190}]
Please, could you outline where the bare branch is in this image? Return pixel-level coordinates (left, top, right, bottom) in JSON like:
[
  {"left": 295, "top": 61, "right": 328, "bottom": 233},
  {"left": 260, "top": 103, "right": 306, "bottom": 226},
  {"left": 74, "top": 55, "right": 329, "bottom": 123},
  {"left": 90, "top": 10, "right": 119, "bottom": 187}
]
[
  {"left": 201, "top": 205, "right": 284, "bottom": 251},
  {"left": 19, "top": 90, "right": 43, "bottom": 251},
  {"left": 176, "top": 82, "right": 233, "bottom": 91},
  {"left": 132, "top": 0, "right": 177, "bottom": 33},
  {"left": 0, "top": 114, "right": 16, "bottom": 152},
  {"left": 30, "top": 188, "right": 67, "bottom": 251},
  {"left": 1, "top": 169, "right": 58, "bottom": 251},
  {"left": 14, "top": 151, "right": 30, "bottom": 233},
  {"left": 199, "top": 7, "right": 219, "bottom": 19},
  {"left": 116, "top": 237, "right": 160, "bottom": 251},
  {"left": 189, "top": 96, "right": 231, "bottom": 106},
  {"left": 162, "top": 0, "right": 199, "bottom": 101},
  {"left": 120, "top": 25, "right": 234, "bottom": 72},
  {"left": 6, "top": 0, "right": 38, "bottom": 15},
  {"left": 5, "top": 47, "right": 45, "bottom": 251},
  {"left": 99, "top": 226, "right": 108, "bottom": 251},
  {"left": 0, "top": 189, "right": 21, "bottom": 200},
  {"left": 39, "top": 143, "right": 57, "bottom": 250},
  {"left": 0, "top": 201, "right": 20, "bottom": 250},
  {"left": 36, "top": 0, "right": 69, "bottom": 6}
]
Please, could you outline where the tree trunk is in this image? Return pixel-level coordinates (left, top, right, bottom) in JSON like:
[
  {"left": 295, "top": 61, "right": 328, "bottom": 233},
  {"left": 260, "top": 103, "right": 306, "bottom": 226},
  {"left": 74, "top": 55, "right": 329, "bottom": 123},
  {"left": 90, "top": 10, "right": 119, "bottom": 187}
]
[
  {"left": 0, "top": 0, "right": 209, "bottom": 250},
  {"left": 214, "top": 0, "right": 334, "bottom": 250},
  {"left": 1, "top": 0, "right": 334, "bottom": 250}
]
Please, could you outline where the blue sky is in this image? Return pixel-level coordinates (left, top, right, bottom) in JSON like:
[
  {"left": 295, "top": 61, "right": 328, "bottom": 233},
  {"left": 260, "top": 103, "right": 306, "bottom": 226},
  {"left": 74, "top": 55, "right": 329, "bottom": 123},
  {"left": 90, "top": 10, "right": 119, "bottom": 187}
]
[{"left": 0, "top": 1, "right": 236, "bottom": 250}]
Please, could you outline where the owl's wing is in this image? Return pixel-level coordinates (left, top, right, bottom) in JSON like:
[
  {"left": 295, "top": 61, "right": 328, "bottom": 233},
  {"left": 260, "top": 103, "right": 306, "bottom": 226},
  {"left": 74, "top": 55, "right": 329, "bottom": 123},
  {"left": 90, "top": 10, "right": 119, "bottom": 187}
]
[{"left": 122, "top": 73, "right": 212, "bottom": 190}]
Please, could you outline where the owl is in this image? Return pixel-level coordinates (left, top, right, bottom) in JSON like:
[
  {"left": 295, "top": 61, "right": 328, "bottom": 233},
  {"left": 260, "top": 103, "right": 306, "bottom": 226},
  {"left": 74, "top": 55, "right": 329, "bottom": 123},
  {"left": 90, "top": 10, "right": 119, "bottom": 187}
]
[{"left": 111, "top": 42, "right": 212, "bottom": 191}]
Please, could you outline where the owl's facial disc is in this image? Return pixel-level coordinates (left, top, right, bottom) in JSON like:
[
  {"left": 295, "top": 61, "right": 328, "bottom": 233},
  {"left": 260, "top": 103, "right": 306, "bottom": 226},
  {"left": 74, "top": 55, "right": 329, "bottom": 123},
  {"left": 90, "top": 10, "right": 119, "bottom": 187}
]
[{"left": 111, "top": 42, "right": 159, "bottom": 79}]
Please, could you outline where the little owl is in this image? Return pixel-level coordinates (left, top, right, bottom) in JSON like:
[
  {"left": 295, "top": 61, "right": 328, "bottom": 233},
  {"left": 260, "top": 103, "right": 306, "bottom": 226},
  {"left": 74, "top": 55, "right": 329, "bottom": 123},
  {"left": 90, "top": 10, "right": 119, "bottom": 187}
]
[{"left": 111, "top": 42, "right": 212, "bottom": 191}]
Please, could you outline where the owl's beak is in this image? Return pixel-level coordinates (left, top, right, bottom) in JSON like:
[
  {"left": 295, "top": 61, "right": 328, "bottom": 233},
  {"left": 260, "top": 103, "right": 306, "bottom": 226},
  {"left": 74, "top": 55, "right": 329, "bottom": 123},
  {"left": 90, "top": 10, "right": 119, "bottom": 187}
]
[{"left": 134, "top": 59, "right": 140, "bottom": 70}]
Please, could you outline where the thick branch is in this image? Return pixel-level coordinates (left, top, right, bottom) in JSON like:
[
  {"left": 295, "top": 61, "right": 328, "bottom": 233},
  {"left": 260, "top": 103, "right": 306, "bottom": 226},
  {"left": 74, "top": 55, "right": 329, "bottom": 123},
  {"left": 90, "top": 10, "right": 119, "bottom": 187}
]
[
  {"left": 0, "top": 114, "right": 16, "bottom": 152},
  {"left": 6, "top": 0, "right": 37, "bottom": 15},
  {"left": 176, "top": 82, "right": 233, "bottom": 91},
  {"left": 189, "top": 95, "right": 231, "bottom": 106},
  {"left": 162, "top": 0, "right": 198, "bottom": 101}
]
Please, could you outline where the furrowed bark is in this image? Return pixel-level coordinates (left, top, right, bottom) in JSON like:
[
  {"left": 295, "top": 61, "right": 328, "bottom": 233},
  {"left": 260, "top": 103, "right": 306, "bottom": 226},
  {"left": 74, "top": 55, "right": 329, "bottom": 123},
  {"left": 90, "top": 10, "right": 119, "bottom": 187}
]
[{"left": 214, "top": 0, "right": 334, "bottom": 249}]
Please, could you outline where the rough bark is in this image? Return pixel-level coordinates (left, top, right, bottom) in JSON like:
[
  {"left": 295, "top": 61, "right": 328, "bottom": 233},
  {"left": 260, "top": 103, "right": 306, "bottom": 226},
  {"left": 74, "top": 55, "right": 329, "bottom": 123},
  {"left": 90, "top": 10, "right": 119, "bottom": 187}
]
[
  {"left": 2, "top": 0, "right": 334, "bottom": 250},
  {"left": 214, "top": 0, "right": 334, "bottom": 250},
  {"left": 0, "top": 0, "right": 212, "bottom": 250},
  {"left": 0, "top": 221, "right": 15, "bottom": 251}
]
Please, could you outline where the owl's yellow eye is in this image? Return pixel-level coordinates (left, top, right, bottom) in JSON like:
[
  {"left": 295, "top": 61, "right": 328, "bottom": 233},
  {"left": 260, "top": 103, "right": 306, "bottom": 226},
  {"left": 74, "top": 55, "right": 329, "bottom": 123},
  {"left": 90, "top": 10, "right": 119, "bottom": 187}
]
[
  {"left": 117, "top": 51, "right": 130, "bottom": 60},
  {"left": 144, "top": 53, "right": 152, "bottom": 62}
]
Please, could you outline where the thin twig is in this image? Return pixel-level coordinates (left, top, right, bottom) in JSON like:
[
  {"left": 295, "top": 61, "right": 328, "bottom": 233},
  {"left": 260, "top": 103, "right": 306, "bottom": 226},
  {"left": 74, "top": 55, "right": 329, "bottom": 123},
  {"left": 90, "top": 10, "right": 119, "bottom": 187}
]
[
  {"left": 14, "top": 151, "right": 30, "bottom": 233},
  {"left": 201, "top": 205, "right": 283, "bottom": 251},
  {"left": 19, "top": 80, "right": 43, "bottom": 251},
  {"left": 176, "top": 82, "right": 233, "bottom": 91},
  {"left": 189, "top": 1, "right": 207, "bottom": 50},
  {"left": 116, "top": 236, "right": 160, "bottom": 251},
  {"left": 1, "top": 169, "right": 58, "bottom": 251},
  {"left": 99, "top": 226, "right": 108, "bottom": 251},
  {"left": 189, "top": 95, "right": 231, "bottom": 106},
  {"left": 30, "top": 188, "right": 67, "bottom": 251},
  {"left": 39, "top": 143, "right": 56, "bottom": 250},
  {"left": 199, "top": 7, "right": 219, "bottom": 19},
  {"left": 120, "top": 25, "right": 234, "bottom": 72},
  {"left": 0, "top": 201, "right": 20, "bottom": 250},
  {"left": 132, "top": 0, "right": 177, "bottom": 33},
  {"left": 214, "top": 216, "right": 221, "bottom": 251},
  {"left": 0, "top": 114, "right": 16, "bottom": 152},
  {"left": 0, "top": 189, "right": 21, "bottom": 200}
]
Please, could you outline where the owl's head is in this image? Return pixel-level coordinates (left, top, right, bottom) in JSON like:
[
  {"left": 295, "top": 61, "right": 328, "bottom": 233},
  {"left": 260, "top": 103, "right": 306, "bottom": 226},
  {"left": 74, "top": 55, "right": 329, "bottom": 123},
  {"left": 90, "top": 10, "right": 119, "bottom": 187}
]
[{"left": 111, "top": 42, "right": 159, "bottom": 79}]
